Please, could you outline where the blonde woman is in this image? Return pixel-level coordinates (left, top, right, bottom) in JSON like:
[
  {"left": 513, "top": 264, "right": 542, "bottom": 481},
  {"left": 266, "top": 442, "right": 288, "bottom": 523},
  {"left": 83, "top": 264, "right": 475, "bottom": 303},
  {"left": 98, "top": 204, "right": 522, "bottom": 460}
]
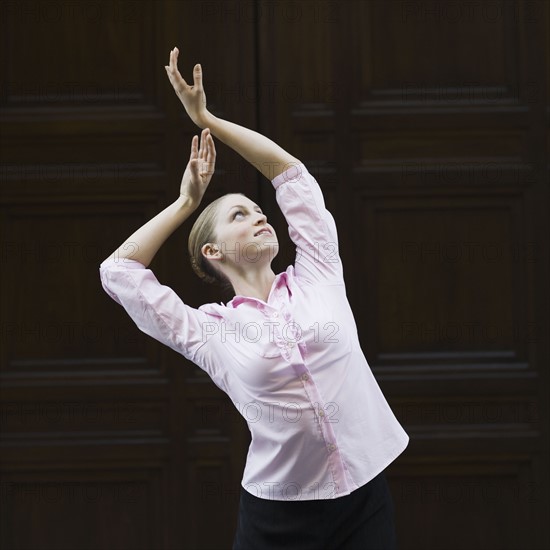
[{"left": 99, "top": 47, "right": 408, "bottom": 549}]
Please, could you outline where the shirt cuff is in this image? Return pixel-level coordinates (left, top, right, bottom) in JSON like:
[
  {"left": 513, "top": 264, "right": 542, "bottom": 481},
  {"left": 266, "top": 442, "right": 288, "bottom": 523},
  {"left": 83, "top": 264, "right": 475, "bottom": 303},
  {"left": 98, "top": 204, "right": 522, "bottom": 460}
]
[{"left": 271, "top": 162, "right": 306, "bottom": 190}]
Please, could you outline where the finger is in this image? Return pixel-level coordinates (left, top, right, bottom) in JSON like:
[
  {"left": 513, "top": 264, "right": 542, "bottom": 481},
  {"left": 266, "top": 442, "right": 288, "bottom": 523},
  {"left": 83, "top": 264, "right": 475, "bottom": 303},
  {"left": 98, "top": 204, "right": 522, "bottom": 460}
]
[
  {"left": 190, "top": 135, "right": 198, "bottom": 159},
  {"left": 199, "top": 129, "right": 209, "bottom": 159},
  {"left": 171, "top": 53, "right": 185, "bottom": 83},
  {"left": 207, "top": 134, "right": 216, "bottom": 163},
  {"left": 197, "top": 132, "right": 204, "bottom": 160},
  {"left": 167, "top": 49, "right": 188, "bottom": 86},
  {"left": 204, "top": 135, "right": 211, "bottom": 166},
  {"left": 200, "top": 133, "right": 214, "bottom": 175},
  {"left": 193, "top": 64, "right": 203, "bottom": 88},
  {"left": 205, "top": 135, "right": 212, "bottom": 165}
]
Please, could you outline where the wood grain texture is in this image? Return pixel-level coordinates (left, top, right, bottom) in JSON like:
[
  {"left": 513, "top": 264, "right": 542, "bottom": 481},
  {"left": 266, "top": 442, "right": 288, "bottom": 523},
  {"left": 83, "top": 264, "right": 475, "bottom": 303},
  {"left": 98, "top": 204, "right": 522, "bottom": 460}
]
[{"left": 1, "top": 0, "right": 548, "bottom": 548}]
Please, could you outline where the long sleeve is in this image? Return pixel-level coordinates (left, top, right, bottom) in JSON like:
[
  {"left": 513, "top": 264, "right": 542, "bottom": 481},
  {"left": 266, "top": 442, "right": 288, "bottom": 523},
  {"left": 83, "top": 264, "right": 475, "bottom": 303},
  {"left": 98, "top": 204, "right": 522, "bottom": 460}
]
[
  {"left": 99, "top": 257, "right": 219, "bottom": 375},
  {"left": 271, "top": 163, "right": 344, "bottom": 285}
]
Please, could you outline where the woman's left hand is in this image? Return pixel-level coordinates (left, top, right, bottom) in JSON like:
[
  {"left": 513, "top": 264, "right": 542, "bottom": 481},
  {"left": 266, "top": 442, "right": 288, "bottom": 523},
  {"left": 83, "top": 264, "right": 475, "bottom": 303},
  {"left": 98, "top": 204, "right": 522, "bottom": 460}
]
[{"left": 179, "top": 128, "right": 216, "bottom": 207}]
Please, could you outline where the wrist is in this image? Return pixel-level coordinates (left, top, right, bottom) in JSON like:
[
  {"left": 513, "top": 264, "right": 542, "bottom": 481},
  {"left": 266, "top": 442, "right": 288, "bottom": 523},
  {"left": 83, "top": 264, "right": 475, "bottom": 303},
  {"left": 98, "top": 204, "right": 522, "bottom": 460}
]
[
  {"left": 176, "top": 194, "right": 199, "bottom": 212},
  {"left": 196, "top": 110, "right": 214, "bottom": 129}
]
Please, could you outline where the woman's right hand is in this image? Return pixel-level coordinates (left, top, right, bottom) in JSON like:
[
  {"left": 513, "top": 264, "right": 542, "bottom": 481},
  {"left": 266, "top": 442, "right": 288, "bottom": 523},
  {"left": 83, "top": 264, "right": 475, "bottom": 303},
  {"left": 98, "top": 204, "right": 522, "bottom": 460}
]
[
  {"left": 165, "top": 47, "right": 208, "bottom": 127},
  {"left": 179, "top": 128, "right": 216, "bottom": 207}
]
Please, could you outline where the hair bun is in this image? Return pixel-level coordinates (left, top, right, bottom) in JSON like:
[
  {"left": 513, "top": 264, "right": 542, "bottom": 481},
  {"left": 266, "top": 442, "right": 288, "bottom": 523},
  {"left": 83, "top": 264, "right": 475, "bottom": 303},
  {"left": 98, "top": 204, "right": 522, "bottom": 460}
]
[{"left": 190, "top": 255, "right": 217, "bottom": 285}]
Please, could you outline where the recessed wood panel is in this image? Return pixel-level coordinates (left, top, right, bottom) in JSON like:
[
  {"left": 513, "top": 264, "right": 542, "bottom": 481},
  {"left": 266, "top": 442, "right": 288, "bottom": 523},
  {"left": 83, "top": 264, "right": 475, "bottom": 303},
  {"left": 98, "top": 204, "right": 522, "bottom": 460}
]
[
  {"left": 0, "top": 202, "right": 169, "bottom": 377},
  {"left": 357, "top": 197, "right": 532, "bottom": 365},
  {"left": 1, "top": 398, "right": 168, "bottom": 440},
  {"left": 350, "top": 161, "right": 536, "bottom": 190},
  {"left": 351, "top": 0, "right": 531, "bottom": 107},
  {"left": 0, "top": 1, "right": 157, "bottom": 109},
  {"left": 389, "top": 462, "right": 536, "bottom": 550},
  {"left": 0, "top": 133, "right": 168, "bottom": 167},
  {"left": 0, "top": 468, "right": 163, "bottom": 550},
  {"left": 355, "top": 129, "right": 527, "bottom": 161}
]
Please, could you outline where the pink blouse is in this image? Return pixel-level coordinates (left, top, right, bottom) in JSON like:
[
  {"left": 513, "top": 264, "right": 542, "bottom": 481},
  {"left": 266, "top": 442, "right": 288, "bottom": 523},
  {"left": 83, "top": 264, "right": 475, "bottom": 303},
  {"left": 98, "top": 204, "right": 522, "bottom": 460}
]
[{"left": 99, "top": 163, "right": 408, "bottom": 501}]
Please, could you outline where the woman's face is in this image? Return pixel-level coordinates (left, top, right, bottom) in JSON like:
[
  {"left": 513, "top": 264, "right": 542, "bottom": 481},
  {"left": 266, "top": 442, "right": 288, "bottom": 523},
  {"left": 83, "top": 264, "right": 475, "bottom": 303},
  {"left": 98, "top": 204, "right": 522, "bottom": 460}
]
[{"left": 206, "top": 194, "right": 279, "bottom": 271}]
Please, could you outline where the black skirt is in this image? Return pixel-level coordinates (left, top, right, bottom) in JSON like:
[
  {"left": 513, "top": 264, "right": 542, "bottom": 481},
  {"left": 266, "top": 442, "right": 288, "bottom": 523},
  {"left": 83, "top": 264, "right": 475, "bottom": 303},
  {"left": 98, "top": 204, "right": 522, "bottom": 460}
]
[{"left": 232, "top": 472, "right": 397, "bottom": 550}]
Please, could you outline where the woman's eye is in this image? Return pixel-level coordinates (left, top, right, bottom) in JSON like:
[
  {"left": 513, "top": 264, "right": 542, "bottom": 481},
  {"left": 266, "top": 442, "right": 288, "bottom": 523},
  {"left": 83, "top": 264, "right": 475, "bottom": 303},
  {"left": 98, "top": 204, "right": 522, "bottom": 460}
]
[{"left": 233, "top": 209, "right": 262, "bottom": 219}]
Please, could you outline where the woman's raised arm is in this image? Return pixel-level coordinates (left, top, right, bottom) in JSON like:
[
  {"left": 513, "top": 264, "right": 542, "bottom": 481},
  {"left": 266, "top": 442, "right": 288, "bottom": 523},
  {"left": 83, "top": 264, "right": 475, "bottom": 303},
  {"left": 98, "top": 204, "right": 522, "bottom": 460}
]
[
  {"left": 102, "top": 128, "right": 216, "bottom": 267},
  {"left": 165, "top": 47, "right": 301, "bottom": 181}
]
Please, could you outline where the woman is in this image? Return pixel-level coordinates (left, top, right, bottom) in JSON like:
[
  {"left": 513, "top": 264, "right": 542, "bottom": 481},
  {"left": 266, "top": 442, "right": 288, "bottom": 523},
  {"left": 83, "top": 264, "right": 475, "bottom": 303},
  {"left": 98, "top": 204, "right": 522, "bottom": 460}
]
[{"left": 99, "top": 47, "right": 409, "bottom": 549}]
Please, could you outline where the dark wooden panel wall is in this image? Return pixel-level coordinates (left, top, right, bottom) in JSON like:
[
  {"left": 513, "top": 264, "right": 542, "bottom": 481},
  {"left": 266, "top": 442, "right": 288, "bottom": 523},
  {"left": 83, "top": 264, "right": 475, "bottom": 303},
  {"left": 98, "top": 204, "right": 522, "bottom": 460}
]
[{"left": 1, "top": 1, "right": 548, "bottom": 549}]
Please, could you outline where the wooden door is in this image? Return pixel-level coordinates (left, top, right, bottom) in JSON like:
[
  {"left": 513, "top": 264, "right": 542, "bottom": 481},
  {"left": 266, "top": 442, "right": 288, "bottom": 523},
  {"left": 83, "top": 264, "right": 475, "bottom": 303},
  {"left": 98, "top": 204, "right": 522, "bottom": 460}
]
[
  {"left": 257, "top": 1, "right": 549, "bottom": 549},
  {"left": 1, "top": 1, "right": 548, "bottom": 549},
  {"left": 0, "top": 1, "right": 254, "bottom": 549}
]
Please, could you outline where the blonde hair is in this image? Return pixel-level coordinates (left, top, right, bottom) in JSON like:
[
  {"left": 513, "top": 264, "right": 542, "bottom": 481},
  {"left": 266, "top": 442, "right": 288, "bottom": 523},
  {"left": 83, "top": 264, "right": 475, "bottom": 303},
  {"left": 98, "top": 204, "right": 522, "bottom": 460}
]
[{"left": 188, "top": 193, "right": 247, "bottom": 295}]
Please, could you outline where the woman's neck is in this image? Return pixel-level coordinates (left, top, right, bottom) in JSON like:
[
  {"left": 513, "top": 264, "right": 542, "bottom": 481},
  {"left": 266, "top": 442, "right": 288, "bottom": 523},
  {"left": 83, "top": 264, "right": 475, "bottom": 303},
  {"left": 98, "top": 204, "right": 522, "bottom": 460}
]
[{"left": 231, "top": 269, "right": 277, "bottom": 302}]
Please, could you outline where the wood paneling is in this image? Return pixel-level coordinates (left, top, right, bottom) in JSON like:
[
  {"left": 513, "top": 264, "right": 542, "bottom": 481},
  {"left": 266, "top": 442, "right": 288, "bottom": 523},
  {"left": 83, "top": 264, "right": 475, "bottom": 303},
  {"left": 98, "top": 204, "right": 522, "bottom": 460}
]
[
  {"left": 259, "top": 1, "right": 549, "bottom": 549},
  {"left": 1, "top": 0, "right": 548, "bottom": 549},
  {"left": 1, "top": 468, "right": 164, "bottom": 550},
  {"left": 1, "top": 1, "right": 254, "bottom": 549}
]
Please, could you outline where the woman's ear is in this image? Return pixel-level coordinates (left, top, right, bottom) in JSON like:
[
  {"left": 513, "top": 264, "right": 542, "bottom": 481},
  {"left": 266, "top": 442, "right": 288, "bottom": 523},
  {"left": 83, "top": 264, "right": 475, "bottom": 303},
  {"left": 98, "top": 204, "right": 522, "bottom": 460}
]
[{"left": 202, "top": 243, "right": 221, "bottom": 258}]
